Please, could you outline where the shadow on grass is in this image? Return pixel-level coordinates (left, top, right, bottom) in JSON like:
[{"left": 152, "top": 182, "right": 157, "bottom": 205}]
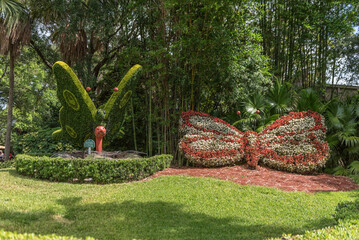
[{"left": 0, "top": 196, "right": 335, "bottom": 240}]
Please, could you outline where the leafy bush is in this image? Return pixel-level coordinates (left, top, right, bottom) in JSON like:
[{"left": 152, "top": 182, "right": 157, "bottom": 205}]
[
  {"left": 14, "top": 128, "right": 75, "bottom": 155},
  {"left": 268, "top": 220, "right": 359, "bottom": 240},
  {"left": 0, "top": 160, "right": 15, "bottom": 169},
  {"left": 0, "top": 229, "right": 95, "bottom": 240},
  {"left": 333, "top": 200, "right": 359, "bottom": 222},
  {"left": 15, "top": 154, "right": 172, "bottom": 183}
]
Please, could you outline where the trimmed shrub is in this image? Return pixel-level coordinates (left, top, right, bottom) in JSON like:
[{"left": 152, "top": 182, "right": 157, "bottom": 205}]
[
  {"left": 268, "top": 220, "right": 359, "bottom": 240},
  {"left": 333, "top": 200, "right": 359, "bottom": 222},
  {"left": 0, "top": 229, "right": 95, "bottom": 240},
  {"left": 15, "top": 154, "right": 172, "bottom": 183},
  {"left": 0, "top": 160, "right": 15, "bottom": 169},
  {"left": 52, "top": 61, "right": 97, "bottom": 147},
  {"left": 52, "top": 61, "right": 142, "bottom": 147}
]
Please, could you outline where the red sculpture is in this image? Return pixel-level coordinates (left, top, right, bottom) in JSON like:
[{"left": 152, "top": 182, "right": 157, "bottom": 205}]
[{"left": 94, "top": 126, "right": 106, "bottom": 153}]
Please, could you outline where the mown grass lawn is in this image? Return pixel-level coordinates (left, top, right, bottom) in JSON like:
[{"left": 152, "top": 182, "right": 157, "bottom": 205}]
[{"left": 0, "top": 169, "right": 358, "bottom": 240}]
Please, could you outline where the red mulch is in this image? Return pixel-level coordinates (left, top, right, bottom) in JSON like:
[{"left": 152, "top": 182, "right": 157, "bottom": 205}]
[{"left": 151, "top": 164, "right": 359, "bottom": 193}]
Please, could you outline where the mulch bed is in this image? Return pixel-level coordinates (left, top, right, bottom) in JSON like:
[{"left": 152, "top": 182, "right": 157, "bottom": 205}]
[{"left": 151, "top": 164, "right": 359, "bottom": 193}]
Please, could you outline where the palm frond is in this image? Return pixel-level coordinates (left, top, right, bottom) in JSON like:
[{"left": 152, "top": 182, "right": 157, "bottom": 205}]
[
  {"left": 266, "top": 80, "right": 293, "bottom": 115},
  {"left": 339, "top": 135, "right": 359, "bottom": 148},
  {"left": 333, "top": 166, "right": 350, "bottom": 176},
  {"left": 241, "top": 93, "right": 266, "bottom": 114},
  {"left": 348, "top": 161, "right": 359, "bottom": 175},
  {"left": 0, "top": 0, "right": 25, "bottom": 27},
  {"left": 297, "top": 88, "right": 324, "bottom": 113}
]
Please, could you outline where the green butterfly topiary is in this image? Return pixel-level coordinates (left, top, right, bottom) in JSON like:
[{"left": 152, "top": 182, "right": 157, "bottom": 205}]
[{"left": 52, "top": 61, "right": 142, "bottom": 148}]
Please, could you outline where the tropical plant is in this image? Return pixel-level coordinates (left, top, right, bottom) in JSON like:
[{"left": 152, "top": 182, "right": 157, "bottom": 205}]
[
  {"left": 0, "top": 0, "right": 31, "bottom": 161},
  {"left": 296, "top": 88, "right": 327, "bottom": 113},
  {"left": 266, "top": 79, "right": 294, "bottom": 115},
  {"left": 325, "top": 99, "right": 359, "bottom": 167},
  {"left": 234, "top": 80, "right": 294, "bottom": 132}
]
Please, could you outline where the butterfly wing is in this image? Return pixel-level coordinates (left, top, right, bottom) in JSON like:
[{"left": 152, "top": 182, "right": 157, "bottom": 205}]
[
  {"left": 52, "top": 61, "right": 97, "bottom": 147},
  {"left": 179, "top": 111, "right": 245, "bottom": 167},
  {"left": 101, "top": 64, "right": 142, "bottom": 143},
  {"left": 256, "top": 111, "right": 330, "bottom": 173}
]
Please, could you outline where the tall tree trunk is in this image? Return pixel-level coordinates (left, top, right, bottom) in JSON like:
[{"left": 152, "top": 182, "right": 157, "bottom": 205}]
[{"left": 5, "top": 45, "right": 15, "bottom": 161}]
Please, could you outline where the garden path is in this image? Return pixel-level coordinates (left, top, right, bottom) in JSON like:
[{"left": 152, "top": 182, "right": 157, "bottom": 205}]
[{"left": 152, "top": 164, "right": 359, "bottom": 193}]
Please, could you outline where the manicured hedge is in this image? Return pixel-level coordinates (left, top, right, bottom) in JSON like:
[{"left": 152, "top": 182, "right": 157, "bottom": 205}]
[
  {"left": 269, "top": 220, "right": 359, "bottom": 240},
  {"left": 15, "top": 154, "right": 172, "bottom": 183},
  {"left": 0, "top": 230, "right": 95, "bottom": 240},
  {"left": 0, "top": 160, "right": 15, "bottom": 169},
  {"left": 333, "top": 200, "right": 359, "bottom": 222},
  {"left": 52, "top": 61, "right": 142, "bottom": 148}
]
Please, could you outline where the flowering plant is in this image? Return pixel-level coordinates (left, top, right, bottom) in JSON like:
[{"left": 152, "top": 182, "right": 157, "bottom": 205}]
[
  {"left": 179, "top": 111, "right": 245, "bottom": 167},
  {"left": 256, "top": 111, "right": 329, "bottom": 173},
  {"left": 179, "top": 110, "right": 330, "bottom": 173}
]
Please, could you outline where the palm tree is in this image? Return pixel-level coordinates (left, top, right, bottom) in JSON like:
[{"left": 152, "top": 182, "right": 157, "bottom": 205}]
[
  {"left": 325, "top": 100, "right": 359, "bottom": 167},
  {"left": 266, "top": 79, "right": 294, "bottom": 115},
  {"left": 0, "top": 0, "right": 31, "bottom": 161},
  {"left": 296, "top": 88, "right": 327, "bottom": 114}
]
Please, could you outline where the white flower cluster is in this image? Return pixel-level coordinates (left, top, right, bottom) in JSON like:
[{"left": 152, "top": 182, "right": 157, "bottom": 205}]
[
  {"left": 264, "top": 117, "right": 315, "bottom": 135},
  {"left": 266, "top": 142, "right": 317, "bottom": 156},
  {"left": 187, "top": 115, "right": 242, "bottom": 136},
  {"left": 190, "top": 137, "right": 243, "bottom": 151}
]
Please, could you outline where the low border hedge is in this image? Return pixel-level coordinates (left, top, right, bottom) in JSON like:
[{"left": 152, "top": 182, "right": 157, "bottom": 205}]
[
  {"left": 15, "top": 154, "right": 172, "bottom": 183},
  {"left": 269, "top": 220, "right": 359, "bottom": 240},
  {"left": 0, "top": 160, "right": 15, "bottom": 169},
  {"left": 0, "top": 229, "right": 95, "bottom": 240}
]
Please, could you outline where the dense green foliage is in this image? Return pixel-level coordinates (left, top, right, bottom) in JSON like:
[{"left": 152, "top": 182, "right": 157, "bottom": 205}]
[
  {"left": 52, "top": 61, "right": 142, "bottom": 148},
  {"left": 1, "top": 0, "right": 359, "bottom": 164},
  {"left": 333, "top": 200, "right": 359, "bottom": 222},
  {"left": 14, "top": 128, "right": 74, "bottom": 156},
  {"left": 270, "top": 220, "right": 359, "bottom": 240},
  {"left": 0, "top": 160, "right": 14, "bottom": 169},
  {"left": 257, "top": 0, "right": 359, "bottom": 88},
  {"left": 52, "top": 61, "right": 97, "bottom": 147},
  {"left": 15, "top": 154, "right": 172, "bottom": 183},
  {"left": 0, "top": 48, "right": 58, "bottom": 149},
  {"left": 23, "top": 0, "right": 272, "bottom": 157},
  {"left": 0, "top": 171, "right": 357, "bottom": 239},
  {"left": 0, "top": 230, "right": 95, "bottom": 240}
]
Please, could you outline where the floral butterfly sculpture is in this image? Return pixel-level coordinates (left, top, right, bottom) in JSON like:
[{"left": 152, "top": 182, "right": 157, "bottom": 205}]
[
  {"left": 52, "top": 61, "right": 142, "bottom": 149},
  {"left": 179, "top": 111, "right": 330, "bottom": 173}
]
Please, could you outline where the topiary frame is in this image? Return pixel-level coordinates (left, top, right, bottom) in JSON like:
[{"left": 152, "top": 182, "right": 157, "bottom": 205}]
[{"left": 52, "top": 61, "right": 142, "bottom": 147}]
